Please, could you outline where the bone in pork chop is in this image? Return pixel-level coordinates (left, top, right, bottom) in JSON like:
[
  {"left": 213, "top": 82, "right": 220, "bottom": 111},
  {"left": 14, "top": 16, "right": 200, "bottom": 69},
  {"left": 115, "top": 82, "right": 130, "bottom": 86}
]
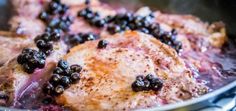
[{"left": 56, "top": 31, "right": 208, "bottom": 110}]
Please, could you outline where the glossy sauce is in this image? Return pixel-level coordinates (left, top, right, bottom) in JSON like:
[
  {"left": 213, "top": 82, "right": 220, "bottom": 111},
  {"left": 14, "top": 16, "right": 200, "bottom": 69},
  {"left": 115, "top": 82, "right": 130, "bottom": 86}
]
[{"left": 182, "top": 42, "right": 236, "bottom": 90}]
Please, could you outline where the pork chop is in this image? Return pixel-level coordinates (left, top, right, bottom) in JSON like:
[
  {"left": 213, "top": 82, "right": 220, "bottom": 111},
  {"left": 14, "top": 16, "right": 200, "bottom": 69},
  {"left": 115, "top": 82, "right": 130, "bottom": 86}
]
[
  {"left": 56, "top": 31, "right": 208, "bottom": 110},
  {"left": 0, "top": 31, "right": 33, "bottom": 66},
  {"left": 9, "top": 0, "right": 106, "bottom": 37},
  {"left": 0, "top": 40, "right": 67, "bottom": 106}
]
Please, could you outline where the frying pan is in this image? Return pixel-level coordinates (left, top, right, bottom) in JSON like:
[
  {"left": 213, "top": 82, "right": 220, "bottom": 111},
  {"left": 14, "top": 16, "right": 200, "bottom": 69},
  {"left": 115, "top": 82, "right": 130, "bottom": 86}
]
[{"left": 0, "top": 0, "right": 236, "bottom": 110}]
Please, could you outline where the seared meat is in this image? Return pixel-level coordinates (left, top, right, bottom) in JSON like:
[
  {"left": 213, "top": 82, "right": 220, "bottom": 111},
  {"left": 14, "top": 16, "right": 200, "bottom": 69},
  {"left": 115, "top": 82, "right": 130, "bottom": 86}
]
[
  {"left": 0, "top": 40, "right": 67, "bottom": 106},
  {"left": 9, "top": 0, "right": 104, "bottom": 37},
  {"left": 0, "top": 31, "right": 33, "bottom": 66},
  {"left": 56, "top": 31, "right": 208, "bottom": 110},
  {"left": 9, "top": 16, "right": 45, "bottom": 38},
  {"left": 152, "top": 10, "right": 226, "bottom": 50}
]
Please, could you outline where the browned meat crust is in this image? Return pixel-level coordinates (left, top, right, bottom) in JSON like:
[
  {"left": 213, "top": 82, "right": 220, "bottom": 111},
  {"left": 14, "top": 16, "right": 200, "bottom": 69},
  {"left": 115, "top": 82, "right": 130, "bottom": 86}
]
[{"left": 56, "top": 31, "right": 208, "bottom": 110}]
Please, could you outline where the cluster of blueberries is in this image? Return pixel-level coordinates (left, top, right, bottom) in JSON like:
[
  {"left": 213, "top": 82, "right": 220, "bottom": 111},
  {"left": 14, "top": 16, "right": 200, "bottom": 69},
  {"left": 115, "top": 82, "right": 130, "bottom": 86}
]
[
  {"left": 39, "top": 0, "right": 72, "bottom": 32},
  {"left": 17, "top": 0, "right": 72, "bottom": 74},
  {"left": 132, "top": 74, "right": 163, "bottom": 92},
  {"left": 77, "top": 7, "right": 182, "bottom": 52},
  {"left": 78, "top": 8, "right": 107, "bottom": 28},
  {"left": 43, "top": 60, "right": 82, "bottom": 96},
  {"left": 34, "top": 31, "right": 61, "bottom": 56},
  {"left": 66, "top": 33, "right": 99, "bottom": 48},
  {"left": 17, "top": 49, "right": 46, "bottom": 74}
]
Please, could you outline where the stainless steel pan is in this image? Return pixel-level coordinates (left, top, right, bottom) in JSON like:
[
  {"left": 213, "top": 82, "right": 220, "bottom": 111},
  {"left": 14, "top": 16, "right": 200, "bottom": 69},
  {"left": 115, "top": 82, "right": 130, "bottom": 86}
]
[{"left": 0, "top": 0, "right": 235, "bottom": 110}]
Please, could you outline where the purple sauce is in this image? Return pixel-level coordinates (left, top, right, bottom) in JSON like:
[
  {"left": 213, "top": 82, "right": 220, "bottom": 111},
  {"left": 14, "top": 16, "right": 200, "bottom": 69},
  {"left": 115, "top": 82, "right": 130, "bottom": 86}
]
[
  {"left": 13, "top": 63, "right": 59, "bottom": 109},
  {"left": 182, "top": 45, "right": 236, "bottom": 90}
]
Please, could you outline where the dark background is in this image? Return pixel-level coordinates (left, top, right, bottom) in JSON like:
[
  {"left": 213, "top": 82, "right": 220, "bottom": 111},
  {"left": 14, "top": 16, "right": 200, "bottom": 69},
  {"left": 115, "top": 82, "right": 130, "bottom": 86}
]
[{"left": 1, "top": 0, "right": 235, "bottom": 36}]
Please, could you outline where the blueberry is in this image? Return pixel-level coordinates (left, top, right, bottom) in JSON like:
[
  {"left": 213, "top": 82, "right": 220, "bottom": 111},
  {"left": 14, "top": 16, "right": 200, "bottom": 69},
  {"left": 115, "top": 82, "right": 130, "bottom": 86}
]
[
  {"left": 68, "top": 34, "right": 84, "bottom": 46},
  {"left": 84, "top": 8, "right": 92, "bottom": 14},
  {"left": 143, "top": 79, "right": 151, "bottom": 90},
  {"left": 38, "top": 59, "right": 46, "bottom": 68},
  {"left": 124, "top": 13, "right": 134, "bottom": 22},
  {"left": 149, "top": 78, "right": 163, "bottom": 91},
  {"left": 54, "top": 85, "right": 64, "bottom": 95},
  {"left": 22, "top": 63, "right": 35, "bottom": 74},
  {"left": 107, "top": 25, "right": 121, "bottom": 34},
  {"left": 43, "top": 82, "right": 54, "bottom": 95},
  {"left": 42, "top": 97, "right": 53, "bottom": 105},
  {"left": 41, "top": 48, "right": 53, "bottom": 56},
  {"left": 70, "top": 72, "right": 80, "bottom": 83},
  {"left": 84, "top": 33, "right": 96, "bottom": 41},
  {"left": 53, "top": 67, "right": 64, "bottom": 75},
  {"left": 50, "top": 74, "right": 61, "bottom": 85},
  {"left": 84, "top": 13, "right": 94, "bottom": 19},
  {"left": 58, "top": 21, "right": 69, "bottom": 31},
  {"left": 145, "top": 74, "right": 154, "bottom": 81},
  {"left": 94, "top": 12, "right": 100, "bottom": 17},
  {"left": 41, "top": 33, "right": 51, "bottom": 42},
  {"left": 171, "top": 29, "right": 178, "bottom": 35},
  {"left": 48, "top": 18, "right": 60, "bottom": 28},
  {"left": 70, "top": 64, "right": 82, "bottom": 73},
  {"left": 36, "top": 40, "right": 47, "bottom": 49},
  {"left": 149, "top": 13, "right": 155, "bottom": 18},
  {"left": 148, "top": 24, "right": 159, "bottom": 31},
  {"left": 40, "top": 42, "right": 53, "bottom": 51},
  {"left": 94, "top": 19, "right": 106, "bottom": 27},
  {"left": 58, "top": 60, "right": 69, "bottom": 69},
  {"left": 60, "top": 76, "right": 71, "bottom": 88},
  {"left": 104, "top": 15, "right": 115, "bottom": 23},
  {"left": 66, "top": 16, "right": 73, "bottom": 23},
  {"left": 48, "top": 2, "right": 60, "bottom": 14},
  {"left": 28, "top": 58, "right": 39, "bottom": 68},
  {"left": 131, "top": 78, "right": 145, "bottom": 92},
  {"left": 138, "top": 28, "right": 149, "bottom": 34},
  {"left": 136, "top": 75, "right": 144, "bottom": 81},
  {"left": 97, "top": 40, "right": 108, "bottom": 49},
  {"left": 78, "top": 9, "right": 87, "bottom": 17},
  {"left": 39, "top": 11, "right": 49, "bottom": 21},
  {"left": 63, "top": 68, "right": 72, "bottom": 76},
  {"left": 128, "top": 23, "right": 136, "bottom": 30},
  {"left": 50, "top": 31, "right": 61, "bottom": 41},
  {"left": 59, "top": 4, "right": 68, "bottom": 15},
  {"left": 17, "top": 54, "right": 25, "bottom": 64}
]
